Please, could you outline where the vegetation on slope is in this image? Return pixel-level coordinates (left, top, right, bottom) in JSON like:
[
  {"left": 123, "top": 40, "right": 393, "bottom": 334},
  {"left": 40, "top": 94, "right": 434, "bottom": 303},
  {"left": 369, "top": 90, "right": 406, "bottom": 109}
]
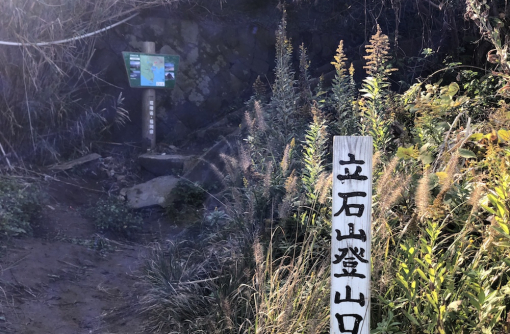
[
  {"left": 1, "top": 0, "right": 510, "bottom": 333},
  {"left": 141, "top": 2, "right": 510, "bottom": 333}
]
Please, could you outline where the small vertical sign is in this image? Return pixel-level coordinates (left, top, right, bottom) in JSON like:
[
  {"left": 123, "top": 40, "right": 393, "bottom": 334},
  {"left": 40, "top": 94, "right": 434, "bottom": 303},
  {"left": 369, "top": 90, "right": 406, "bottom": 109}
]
[{"left": 331, "top": 136, "right": 372, "bottom": 334}]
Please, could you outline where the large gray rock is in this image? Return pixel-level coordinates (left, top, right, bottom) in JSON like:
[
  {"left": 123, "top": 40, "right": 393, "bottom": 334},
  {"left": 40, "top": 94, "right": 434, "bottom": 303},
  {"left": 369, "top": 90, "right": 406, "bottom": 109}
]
[
  {"left": 122, "top": 175, "right": 179, "bottom": 209},
  {"left": 138, "top": 153, "right": 196, "bottom": 176}
]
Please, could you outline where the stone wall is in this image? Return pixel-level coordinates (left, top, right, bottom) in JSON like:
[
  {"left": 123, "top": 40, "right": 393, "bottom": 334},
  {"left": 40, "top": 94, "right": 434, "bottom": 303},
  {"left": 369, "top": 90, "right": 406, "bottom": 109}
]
[
  {"left": 90, "top": 3, "right": 280, "bottom": 145},
  {"left": 87, "top": 1, "right": 364, "bottom": 146}
]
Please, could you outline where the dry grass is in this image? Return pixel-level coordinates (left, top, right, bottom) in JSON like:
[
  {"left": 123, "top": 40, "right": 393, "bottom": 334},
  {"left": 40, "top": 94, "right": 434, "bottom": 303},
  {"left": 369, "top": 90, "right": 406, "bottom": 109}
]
[
  {"left": 0, "top": 0, "right": 193, "bottom": 164},
  {"left": 416, "top": 171, "right": 430, "bottom": 218},
  {"left": 139, "top": 225, "right": 255, "bottom": 334},
  {"left": 245, "top": 231, "right": 330, "bottom": 334}
]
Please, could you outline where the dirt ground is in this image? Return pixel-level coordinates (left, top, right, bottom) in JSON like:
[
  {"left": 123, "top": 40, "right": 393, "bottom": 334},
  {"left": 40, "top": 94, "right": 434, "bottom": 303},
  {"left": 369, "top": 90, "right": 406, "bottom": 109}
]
[{"left": 0, "top": 178, "right": 182, "bottom": 334}]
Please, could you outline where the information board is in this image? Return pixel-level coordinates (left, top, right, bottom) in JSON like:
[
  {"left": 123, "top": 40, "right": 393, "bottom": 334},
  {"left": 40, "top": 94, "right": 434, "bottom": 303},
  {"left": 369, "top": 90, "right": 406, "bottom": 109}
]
[{"left": 122, "top": 52, "right": 179, "bottom": 89}]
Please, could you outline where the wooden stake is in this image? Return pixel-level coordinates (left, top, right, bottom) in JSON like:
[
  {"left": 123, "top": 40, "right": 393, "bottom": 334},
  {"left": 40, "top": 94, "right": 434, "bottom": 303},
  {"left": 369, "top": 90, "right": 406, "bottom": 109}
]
[{"left": 331, "top": 136, "right": 372, "bottom": 334}]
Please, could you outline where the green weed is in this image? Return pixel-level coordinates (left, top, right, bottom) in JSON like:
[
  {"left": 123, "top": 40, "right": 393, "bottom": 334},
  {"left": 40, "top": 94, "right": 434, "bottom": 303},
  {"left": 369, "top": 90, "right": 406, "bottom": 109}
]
[
  {"left": 165, "top": 180, "right": 207, "bottom": 219},
  {"left": 86, "top": 197, "right": 142, "bottom": 238},
  {"left": 0, "top": 177, "right": 41, "bottom": 237}
]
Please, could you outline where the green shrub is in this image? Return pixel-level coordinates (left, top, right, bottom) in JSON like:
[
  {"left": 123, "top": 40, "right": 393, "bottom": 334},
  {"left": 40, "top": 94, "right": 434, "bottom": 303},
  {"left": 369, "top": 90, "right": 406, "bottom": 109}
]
[
  {"left": 86, "top": 197, "right": 142, "bottom": 238},
  {"left": 165, "top": 180, "right": 207, "bottom": 218},
  {"left": 0, "top": 177, "right": 41, "bottom": 236}
]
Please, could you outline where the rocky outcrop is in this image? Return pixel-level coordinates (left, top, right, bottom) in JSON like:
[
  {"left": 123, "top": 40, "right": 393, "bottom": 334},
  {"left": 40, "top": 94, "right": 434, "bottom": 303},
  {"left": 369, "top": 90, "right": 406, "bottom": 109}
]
[
  {"left": 89, "top": 1, "right": 355, "bottom": 147},
  {"left": 91, "top": 7, "right": 277, "bottom": 145}
]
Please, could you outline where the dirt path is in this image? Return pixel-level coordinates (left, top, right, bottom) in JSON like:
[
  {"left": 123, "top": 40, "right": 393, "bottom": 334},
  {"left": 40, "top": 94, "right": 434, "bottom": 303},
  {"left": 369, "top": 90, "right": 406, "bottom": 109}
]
[{"left": 0, "top": 180, "right": 180, "bottom": 334}]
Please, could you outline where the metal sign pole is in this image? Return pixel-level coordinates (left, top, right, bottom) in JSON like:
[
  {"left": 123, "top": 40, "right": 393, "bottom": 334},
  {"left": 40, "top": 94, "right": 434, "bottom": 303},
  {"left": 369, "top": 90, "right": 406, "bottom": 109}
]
[
  {"left": 331, "top": 136, "right": 373, "bottom": 334},
  {"left": 142, "top": 41, "right": 156, "bottom": 150}
]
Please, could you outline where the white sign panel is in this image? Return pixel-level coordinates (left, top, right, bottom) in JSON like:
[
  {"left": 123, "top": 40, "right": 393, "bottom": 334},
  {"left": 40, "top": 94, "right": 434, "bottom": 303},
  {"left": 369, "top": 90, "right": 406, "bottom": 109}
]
[{"left": 331, "top": 136, "right": 372, "bottom": 334}]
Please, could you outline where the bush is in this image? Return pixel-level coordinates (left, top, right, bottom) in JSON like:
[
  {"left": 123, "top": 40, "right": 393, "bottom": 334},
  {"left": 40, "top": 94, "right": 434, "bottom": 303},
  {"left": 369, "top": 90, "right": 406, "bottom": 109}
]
[
  {"left": 165, "top": 180, "right": 207, "bottom": 218},
  {"left": 86, "top": 197, "right": 142, "bottom": 238},
  {"left": 0, "top": 177, "right": 41, "bottom": 236}
]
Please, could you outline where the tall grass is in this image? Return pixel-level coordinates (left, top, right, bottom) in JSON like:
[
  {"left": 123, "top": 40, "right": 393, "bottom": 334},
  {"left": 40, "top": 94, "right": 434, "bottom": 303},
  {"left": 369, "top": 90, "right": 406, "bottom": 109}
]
[
  {"left": 0, "top": 0, "right": 188, "bottom": 164},
  {"left": 139, "top": 222, "right": 255, "bottom": 333},
  {"left": 247, "top": 231, "right": 330, "bottom": 334}
]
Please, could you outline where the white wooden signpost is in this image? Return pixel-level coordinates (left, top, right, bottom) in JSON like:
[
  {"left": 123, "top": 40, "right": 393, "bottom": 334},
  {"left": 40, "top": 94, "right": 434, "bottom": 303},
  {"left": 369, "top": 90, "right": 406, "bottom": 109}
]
[{"left": 331, "top": 136, "right": 372, "bottom": 334}]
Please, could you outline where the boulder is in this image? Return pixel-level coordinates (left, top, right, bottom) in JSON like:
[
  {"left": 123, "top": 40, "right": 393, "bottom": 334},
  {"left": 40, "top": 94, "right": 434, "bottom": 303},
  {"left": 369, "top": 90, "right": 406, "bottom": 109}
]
[
  {"left": 138, "top": 153, "right": 196, "bottom": 176},
  {"left": 122, "top": 175, "right": 179, "bottom": 209}
]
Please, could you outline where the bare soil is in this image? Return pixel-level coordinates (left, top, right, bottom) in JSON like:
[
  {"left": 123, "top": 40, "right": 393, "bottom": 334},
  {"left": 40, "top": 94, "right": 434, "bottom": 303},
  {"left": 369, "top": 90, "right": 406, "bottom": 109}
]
[{"left": 0, "top": 178, "right": 182, "bottom": 334}]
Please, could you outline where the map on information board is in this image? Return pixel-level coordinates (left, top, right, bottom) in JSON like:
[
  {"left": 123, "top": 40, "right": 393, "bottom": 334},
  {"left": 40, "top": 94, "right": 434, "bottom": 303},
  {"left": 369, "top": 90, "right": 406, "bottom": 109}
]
[
  {"left": 141, "top": 55, "right": 165, "bottom": 87},
  {"left": 122, "top": 52, "right": 179, "bottom": 89}
]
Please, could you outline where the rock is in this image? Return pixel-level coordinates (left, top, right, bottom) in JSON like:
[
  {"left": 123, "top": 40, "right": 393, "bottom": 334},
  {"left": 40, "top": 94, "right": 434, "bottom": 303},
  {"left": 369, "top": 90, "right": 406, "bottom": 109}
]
[
  {"left": 160, "top": 44, "right": 178, "bottom": 55},
  {"left": 157, "top": 112, "right": 190, "bottom": 146},
  {"left": 90, "top": 9, "right": 278, "bottom": 146},
  {"left": 123, "top": 175, "right": 179, "bottom": 209},
  {"left": 138, "top": 153, "right": 196, "bottom": 176},
  {"left": 49, "top": 153, "right": 101, "bottom": 171},
  {"left": 251, "top": 58, "right": 269, "bottom": 74},
  {"left": 312, "top": 33, "right": 322, "bottom": 55},
  {"left": 180, "top": 21, "right": 200, "bottom": 45},
  {"left": 183, "top": 135, "right": 238, "bottom": 190},
  {"left": 230, "top": 61, "right": 251, "bottom": 81},
  {"left": 148, "top": 17, "right": 166, "bottom": 36},
  {"left": 195, "top": 127, "right": 239, "bottom": 145}
]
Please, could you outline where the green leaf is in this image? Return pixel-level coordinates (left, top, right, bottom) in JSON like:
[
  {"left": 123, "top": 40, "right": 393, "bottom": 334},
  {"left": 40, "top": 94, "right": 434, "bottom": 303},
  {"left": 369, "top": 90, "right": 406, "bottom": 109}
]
[
  {"left": 426, "top": 293, "right": 437, "bottom": 307},
  {"left": 396, "top": 146, "right": 417, "bottom": 160},
  {"left": 498, "top": 129, "right": 510, "bottom": 142},
  {"left": 396, "top": 274, "right": 409, "bottom": 289},
  {"left": 416, "top": 268, "right": 428, "bottom": 281},
  {"left": 495, "top": 186, "right": 506, "bottom": 199},
  {"left": 496, "top": 223, "right": 510, "bottom": 235},
  {"left": 446, "top": 82, "right": 460, "bottom": 97},
  {"left": 467, "top": 293, "right": 481, "bottom": 310},
  {"left": 469, "top": 133, "right": 485, "bottom": 141},
  {"left": 458, "top": 148, "right": 477, "bottom": 159},
  {"left": 481, "top": 203, "right": 496, "bottom": 215},
  {"left": 419, "top": 152, "right": 434, "bottom": 165},
  {"left": 488, "top": 193, "right": 499, "bottom": 206},
  {"left": 402, "top": 310, "right": 420, "bottom": 326},
  {"left": 496, "top": 201, "right": 507, "bottom": 218}
]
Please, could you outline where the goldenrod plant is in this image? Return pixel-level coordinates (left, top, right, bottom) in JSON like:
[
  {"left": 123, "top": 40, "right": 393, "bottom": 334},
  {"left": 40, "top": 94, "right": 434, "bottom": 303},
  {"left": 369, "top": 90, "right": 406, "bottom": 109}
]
[
  {"left": 270, "top": 10, "right": 301, "bottom": 149},
  {"left": 330, "top": 40, "right": 357, "bottom": 135},
  {"left": 359, "top": 25, "right": 396, "bottom": 152}
]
